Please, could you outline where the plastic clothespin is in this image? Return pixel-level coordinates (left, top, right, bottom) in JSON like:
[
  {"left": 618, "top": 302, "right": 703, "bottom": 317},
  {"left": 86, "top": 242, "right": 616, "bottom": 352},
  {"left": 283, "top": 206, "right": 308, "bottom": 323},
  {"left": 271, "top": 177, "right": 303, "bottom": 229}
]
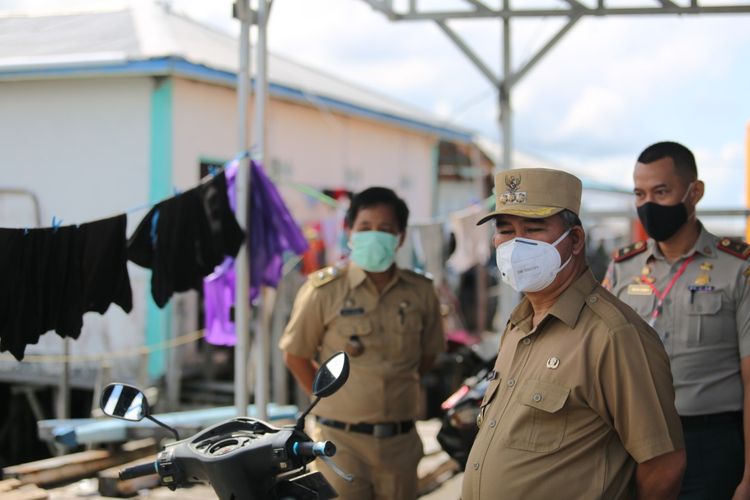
[{"left": 51, "top": 216, "right": 62, "bottom": 232}]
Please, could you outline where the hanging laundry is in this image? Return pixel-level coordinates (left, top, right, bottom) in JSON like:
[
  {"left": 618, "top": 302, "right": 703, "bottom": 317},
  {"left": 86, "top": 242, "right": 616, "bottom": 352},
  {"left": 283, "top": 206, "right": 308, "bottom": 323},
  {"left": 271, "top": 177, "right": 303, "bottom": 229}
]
[
  {"left": 203, "top": 161, "right": 308, "bottom": 346},
  {"left": 446, "top": 204, "right": 492, "bottom": 274},
  {"left": 128, "top": 171, "right": 244, "bottom": 308},
  {"left": 410, "top": 222, "right": 445, "bottom": 284},
  {"left": 0, "top": 214, "right": 132, "bottom": 361}
]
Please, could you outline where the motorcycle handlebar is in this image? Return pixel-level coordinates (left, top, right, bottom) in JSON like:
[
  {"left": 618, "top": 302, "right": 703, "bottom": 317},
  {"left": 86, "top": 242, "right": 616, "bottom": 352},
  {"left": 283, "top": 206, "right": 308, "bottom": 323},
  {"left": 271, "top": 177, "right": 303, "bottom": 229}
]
[
  {"left": 293, "top": 440, "right": 336, "bottom": 458},
  {"left": 119, "top": 461, "right": 158, "bottom": 480}
]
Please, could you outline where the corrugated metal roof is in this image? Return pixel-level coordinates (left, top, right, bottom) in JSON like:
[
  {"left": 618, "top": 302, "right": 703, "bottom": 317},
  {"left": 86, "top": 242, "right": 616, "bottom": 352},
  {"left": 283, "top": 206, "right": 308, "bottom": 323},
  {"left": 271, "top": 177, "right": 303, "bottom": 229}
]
[{"left": 0, "top": 4, "right": 473, "bottom": 142}]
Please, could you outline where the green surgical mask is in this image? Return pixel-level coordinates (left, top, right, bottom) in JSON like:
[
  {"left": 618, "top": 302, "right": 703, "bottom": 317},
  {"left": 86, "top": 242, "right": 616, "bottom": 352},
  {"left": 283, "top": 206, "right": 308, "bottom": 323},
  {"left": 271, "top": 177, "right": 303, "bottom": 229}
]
[{"left": 349, "top": 231, "right": 399, "bottom": 272}]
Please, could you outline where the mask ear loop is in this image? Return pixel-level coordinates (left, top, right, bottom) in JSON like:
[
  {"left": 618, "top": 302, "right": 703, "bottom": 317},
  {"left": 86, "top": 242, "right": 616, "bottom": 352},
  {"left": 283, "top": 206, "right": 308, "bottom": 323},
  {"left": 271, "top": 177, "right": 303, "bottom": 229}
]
[
  {"left": 553, "top": 228, "right": 573, "bottom": 273},
  {"left": 682, "top": 182, "right": 698, "bottom": 221}
]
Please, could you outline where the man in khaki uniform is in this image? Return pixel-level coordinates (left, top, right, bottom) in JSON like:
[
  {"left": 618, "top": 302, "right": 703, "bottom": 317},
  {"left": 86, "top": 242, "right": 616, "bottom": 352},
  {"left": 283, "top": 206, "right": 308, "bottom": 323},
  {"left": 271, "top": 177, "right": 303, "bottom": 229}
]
[
  {"left": 279, "top": 186, "right": 445, "bottom": 500},
  {"left": 604, "top": 141, "right": 750, "bottom": 499},
  {"left": 462, "top": 168, "right": 685, "bottom": 500}
]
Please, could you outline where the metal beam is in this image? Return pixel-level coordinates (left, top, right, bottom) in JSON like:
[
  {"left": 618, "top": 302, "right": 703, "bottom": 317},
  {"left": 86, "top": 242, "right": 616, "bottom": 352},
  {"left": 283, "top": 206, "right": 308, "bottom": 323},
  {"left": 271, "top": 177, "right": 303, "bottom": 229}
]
[
  {"left": 361, "top": 3, "right": 750, "bottom": 20},
  {"left": 434, "top": 20, "right": 499, "bottom": 87},
  {"left": 510, "top": 14, "right": 581, "bottom": 86}
]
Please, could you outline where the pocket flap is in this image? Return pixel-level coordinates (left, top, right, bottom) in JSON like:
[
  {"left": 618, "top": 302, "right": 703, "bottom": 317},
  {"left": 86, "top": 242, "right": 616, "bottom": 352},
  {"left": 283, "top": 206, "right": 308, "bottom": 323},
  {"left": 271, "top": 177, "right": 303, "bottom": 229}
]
[
  {"left": 335, "top": 318, "right": 373, "bottom": 337},
  {"left": 687, "top": 291, "right": 722, "bottom": 315},
  {"left": 521, "top": 380, "right": 569, "bottom": 414},
  {"left": 480, "top": 377, "right": 502, "bottom": 408}
]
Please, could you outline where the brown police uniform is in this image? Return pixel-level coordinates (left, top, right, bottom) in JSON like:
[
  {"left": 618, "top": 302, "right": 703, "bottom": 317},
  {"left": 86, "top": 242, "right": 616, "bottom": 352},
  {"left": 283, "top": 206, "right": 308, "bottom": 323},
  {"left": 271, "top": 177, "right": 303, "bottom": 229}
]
[
  {"left": 461, "top": 270, "right": 684, "bottom": 500},
  {"left": 278, "top": 261, "right": 445, "bottom": 500},
  {"left": 604, "top": 225, "right": 750, "bottom": 416}
]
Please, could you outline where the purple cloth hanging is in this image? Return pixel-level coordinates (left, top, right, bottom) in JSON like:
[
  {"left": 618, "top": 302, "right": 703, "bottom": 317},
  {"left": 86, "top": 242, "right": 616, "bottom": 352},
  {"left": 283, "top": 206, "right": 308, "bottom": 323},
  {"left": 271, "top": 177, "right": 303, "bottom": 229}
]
[{"left": 203, "top": 161, "right": 308, "bottom": 346}]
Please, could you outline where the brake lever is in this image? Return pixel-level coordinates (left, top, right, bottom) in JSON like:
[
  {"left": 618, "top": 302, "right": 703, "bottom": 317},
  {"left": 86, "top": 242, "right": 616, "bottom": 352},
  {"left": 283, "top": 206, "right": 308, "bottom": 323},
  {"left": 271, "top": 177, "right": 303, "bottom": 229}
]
[{"left": 320, "top": 456, "right": 354, "bottom": 483}]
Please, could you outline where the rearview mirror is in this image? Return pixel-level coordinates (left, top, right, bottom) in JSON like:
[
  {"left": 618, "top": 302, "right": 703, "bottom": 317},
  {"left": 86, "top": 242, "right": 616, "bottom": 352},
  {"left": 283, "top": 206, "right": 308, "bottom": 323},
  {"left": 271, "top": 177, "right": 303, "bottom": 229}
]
[
  {"left": 312, "top": 352, "right": 350, "bottom": 398},
  {"left": 100, "top": 383, "right": 149, "bottom": 422}
]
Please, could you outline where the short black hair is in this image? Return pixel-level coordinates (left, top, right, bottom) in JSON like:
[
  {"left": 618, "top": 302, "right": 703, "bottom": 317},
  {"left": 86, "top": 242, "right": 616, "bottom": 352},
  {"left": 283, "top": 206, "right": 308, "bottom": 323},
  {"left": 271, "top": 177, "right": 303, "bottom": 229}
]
[
  {"left": 637, "top": 141, "right": 697, "bottom": 182},
  {"left": 345, "top": 187, "right": 409, "bottom": 231},
  {"left": 559, "top": 209, "right": 582, "bottom": 229}
]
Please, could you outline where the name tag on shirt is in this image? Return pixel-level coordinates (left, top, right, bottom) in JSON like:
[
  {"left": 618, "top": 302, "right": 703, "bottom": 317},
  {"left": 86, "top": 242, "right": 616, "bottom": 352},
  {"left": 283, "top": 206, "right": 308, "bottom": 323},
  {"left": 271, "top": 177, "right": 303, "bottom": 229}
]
[
  {"left": 627, "top": 284, "right": 653, "bottom": 296},
  {"left": 687, "top": 285, "right": 715, "bottom": 293},
  {"left": 340, "top": 307, "right": 365, "bottom": 316}
]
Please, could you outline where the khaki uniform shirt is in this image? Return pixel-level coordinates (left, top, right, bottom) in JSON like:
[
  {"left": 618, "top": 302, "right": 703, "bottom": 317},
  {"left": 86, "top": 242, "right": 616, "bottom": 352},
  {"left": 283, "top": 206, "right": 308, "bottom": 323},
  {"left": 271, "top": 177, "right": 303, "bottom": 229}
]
[
  {"left": 462, "top": 270, "right": 683, "bottom": 500},
  {"left": 278, "top": 262, "right": 445, "bottom": 423},
  {"left": 604, "top": 224, "right": 750, "bottom": 416}
]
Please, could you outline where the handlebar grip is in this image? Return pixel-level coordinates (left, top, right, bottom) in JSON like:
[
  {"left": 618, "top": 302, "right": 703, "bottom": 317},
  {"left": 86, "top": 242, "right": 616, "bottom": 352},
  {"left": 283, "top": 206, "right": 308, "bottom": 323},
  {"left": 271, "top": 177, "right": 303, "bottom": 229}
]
[
  {"left": 119, "top": 461, "right": 158, "bottom": 480},
  {"left": 294, "top": 440, "right": 337, "bottom": 457}
]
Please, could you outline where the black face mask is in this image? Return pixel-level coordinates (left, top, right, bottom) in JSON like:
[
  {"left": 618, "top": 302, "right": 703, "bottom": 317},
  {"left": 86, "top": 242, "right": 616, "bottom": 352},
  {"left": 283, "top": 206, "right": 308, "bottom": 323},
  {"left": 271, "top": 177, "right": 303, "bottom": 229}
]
[{"left": 637, "top": 201, "right": 688, "bottom": 242}]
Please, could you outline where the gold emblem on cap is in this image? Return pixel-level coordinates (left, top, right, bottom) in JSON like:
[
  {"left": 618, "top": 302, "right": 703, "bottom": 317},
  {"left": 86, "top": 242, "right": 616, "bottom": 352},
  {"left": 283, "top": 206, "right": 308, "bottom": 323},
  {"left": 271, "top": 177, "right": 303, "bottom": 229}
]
[
  {"left": 700, "top": 262, "right": 713, "bottom": 271},
  {"left": 695, "top": 274, "right": 710, "bottom": 286},
  {"left": 499, "top": 174, "right": 527, "bottom": 205}
]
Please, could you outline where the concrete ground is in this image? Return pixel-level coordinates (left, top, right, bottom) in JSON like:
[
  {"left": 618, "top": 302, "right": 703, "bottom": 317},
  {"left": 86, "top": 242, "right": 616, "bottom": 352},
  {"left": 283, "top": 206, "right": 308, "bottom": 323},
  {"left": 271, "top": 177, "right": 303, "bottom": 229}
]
[{"left": 43, "top": 419, "right": 463, "bottom": 499}]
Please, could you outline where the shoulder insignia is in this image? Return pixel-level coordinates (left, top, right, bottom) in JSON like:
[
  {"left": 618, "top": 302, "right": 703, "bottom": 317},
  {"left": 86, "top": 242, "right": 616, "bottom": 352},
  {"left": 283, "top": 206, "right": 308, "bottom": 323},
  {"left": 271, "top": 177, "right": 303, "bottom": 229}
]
[
  {"left": 717, "top": 238, "right": 750, "bottom": 260},
  {"left": 613, "top": 241, "right": 648, "bottom": 263},
  {"left": 310, "top": 265, "right": 344, "bottom": 288},
  {"left": 402, "top": 268, "right": 434, "bottom": 283},
  {"left": 743, "top": 267, "right": 750, "bottom": 278}
]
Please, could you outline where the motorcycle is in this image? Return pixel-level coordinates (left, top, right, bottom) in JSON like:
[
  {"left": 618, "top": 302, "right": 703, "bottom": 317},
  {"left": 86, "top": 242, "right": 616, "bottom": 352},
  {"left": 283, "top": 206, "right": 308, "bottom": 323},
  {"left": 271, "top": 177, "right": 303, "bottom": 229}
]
[
  {"left": 435, "top": 353, "right": 496, "bottom": 470},
  {"left": 99, "top": 351, "right": 353, "bottom": 500}
]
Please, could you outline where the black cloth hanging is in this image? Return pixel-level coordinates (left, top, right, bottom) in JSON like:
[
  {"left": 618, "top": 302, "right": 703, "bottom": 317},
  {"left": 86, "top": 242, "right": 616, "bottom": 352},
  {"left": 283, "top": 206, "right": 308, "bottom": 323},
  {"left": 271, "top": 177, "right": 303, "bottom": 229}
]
[
  {"left": 0, "top": 214, "right": 133, "bottom": 361},
  {"left": 127, "top": 172, "right": 244, "bottom": 308}
]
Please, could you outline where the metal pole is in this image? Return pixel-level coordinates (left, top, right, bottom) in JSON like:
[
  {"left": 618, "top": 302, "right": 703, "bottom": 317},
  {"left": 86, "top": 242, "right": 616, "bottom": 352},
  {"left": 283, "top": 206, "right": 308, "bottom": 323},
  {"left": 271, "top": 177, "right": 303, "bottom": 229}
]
[
  {"left": 234, "top": 0, "right": 252, "bottom": 417},
  {"left": 500, "top": 0, "right": 512, "bottom": 172},
  {"left": 253, "top": 0, "right": 269, "bottom": 420}
]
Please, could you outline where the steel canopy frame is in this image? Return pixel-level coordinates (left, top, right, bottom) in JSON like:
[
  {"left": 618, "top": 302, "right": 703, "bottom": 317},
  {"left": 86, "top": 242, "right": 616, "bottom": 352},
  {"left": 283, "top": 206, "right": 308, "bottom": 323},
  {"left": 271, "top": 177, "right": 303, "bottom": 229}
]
[{"left": 360, "top": 0, "right": 750, "bottom": 171}]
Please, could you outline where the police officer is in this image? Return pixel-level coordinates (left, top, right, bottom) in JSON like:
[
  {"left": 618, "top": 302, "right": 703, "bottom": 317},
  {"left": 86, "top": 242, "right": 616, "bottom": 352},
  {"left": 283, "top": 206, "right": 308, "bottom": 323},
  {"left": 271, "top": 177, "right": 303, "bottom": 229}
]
[
  {"left": 604, "top": 141, "right": 750, "bottom": 499},
  {"left": 462, "top": 167, "right": 685, "bottom": 500},
  {"left": 278, "top": 186, "right": 445, "bottom": 500}
]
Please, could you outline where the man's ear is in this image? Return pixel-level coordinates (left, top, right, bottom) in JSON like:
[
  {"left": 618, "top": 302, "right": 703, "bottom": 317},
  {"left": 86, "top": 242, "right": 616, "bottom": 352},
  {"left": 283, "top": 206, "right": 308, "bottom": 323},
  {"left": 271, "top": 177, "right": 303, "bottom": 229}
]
[
  {"left": 571, "top": 226, "right": 586, "bottom": 256},
  {"left": 690, "top": 180, "right": 705, "bottom": 206}
]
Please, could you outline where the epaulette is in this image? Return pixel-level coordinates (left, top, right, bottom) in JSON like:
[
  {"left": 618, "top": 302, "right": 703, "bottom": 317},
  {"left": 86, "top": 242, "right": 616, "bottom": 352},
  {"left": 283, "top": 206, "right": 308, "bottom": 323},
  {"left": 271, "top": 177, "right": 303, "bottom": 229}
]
[
  {"left": 613, "top": 241, "right": 648, "bottom": 263},
  {"left": 310, "top": 265, "right": 344, "bottom": 288},
  {"left": 402, "top": 268, "right": 434, "bottom": 283},
  {"left": 717, "top": 238, "right": 750, "bottom": 260}
]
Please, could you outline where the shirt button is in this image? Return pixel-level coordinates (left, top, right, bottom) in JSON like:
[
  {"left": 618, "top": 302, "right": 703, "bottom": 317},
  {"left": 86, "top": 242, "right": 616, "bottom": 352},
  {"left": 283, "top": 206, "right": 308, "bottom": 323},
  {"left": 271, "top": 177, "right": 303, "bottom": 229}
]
[
  {"left": 507, "top": 378, "right": 516, "bottom": 387},
  {"left": 587, "top": 295, "right": 598, "bottom": 304},
  {"left": 532, "top": 393, "right": 542, "bottom": 403},
  {"left": 473, "top": 463, "right": 480, "bottom": 470},
  {"left": 522, "top": 338, "right": 531, "bottom": 345},
  {"left": 489, "top": 420, "right": 496, "bottom": 428}
]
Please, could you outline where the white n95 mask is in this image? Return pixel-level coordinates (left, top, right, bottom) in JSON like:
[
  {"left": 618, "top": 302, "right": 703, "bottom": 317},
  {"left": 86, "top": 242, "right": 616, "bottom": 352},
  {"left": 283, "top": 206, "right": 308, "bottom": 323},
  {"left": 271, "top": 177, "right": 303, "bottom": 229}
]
[{"left": 495, "top": 229, "right": 572, "bottom": 293}]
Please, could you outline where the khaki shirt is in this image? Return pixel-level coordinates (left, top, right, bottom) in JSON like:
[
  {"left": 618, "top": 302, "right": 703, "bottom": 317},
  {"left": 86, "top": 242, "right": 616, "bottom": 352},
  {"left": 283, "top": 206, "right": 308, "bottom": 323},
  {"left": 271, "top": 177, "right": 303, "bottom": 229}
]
[
  {"left": 278, "top": 262, "right": 445, "bottom": 423},
  {"left": 604, "top": 224, "right": 750, "bottom": 416},
  {"left": 462, "top": 270, "right": 683, "bottom": 500}
]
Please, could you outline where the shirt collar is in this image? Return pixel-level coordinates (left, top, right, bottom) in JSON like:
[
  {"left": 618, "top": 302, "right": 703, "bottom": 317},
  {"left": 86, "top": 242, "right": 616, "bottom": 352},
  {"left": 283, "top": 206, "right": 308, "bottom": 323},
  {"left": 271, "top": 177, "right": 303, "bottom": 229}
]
[
  {"left": 346, "top": 261, "right": 403, "bottom": 291},
  {"left": 647, "top": 221, "right": 715, "bottom": 261},
  {"left": 509, "top": 268, "right": 598, "bottom": 332}
]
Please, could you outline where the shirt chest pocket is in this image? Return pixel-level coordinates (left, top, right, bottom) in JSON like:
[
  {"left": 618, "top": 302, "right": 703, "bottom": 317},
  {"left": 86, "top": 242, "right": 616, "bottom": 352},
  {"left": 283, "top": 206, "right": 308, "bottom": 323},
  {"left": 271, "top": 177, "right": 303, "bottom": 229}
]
[
  {"left": 503, "top": 380, "right": 570, "bottom": 453},
  {"left": 386, "top": 308, "right": 423, "bottom": 361},
  {"left": 679, "top": 290, "right": 730, "bottom": 347},
  {"left": 330, "top": 317, "right": 380, "bottom": 362},
  {"left": 476, "top": 376, "right": 502, "bottom": 429}
]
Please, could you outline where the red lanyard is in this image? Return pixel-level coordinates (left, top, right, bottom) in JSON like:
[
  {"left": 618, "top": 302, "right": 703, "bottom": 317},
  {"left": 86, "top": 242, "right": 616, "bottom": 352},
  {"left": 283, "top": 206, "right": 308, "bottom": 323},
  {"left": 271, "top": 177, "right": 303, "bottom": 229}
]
[{"left": 644, "top": 254, "right": 696, "bottom": 327}]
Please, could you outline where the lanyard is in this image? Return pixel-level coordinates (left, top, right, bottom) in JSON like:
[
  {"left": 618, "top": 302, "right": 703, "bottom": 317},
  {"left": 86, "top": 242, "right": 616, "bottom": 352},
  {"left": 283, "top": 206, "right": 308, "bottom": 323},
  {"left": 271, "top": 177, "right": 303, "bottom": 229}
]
[{"left": 644, "top": 254, "right": 696, "bottom": 328}]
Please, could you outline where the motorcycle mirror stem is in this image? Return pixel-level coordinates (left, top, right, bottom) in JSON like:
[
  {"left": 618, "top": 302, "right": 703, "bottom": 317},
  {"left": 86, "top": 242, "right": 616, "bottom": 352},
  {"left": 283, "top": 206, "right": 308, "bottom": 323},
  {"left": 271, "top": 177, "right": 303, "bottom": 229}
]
[
  {"left": 295, "top": 351, "right": 350, "bottom": 430},
  {"left": 100, "top": 383, "right": 180, "bottom": 441}
]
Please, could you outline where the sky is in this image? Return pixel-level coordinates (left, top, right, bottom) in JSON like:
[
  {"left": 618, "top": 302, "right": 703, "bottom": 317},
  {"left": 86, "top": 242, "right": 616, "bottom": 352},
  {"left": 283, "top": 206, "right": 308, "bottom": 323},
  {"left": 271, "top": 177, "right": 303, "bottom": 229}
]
[{"left": 2, "top": 0, "right": 750, "bottom": 211}]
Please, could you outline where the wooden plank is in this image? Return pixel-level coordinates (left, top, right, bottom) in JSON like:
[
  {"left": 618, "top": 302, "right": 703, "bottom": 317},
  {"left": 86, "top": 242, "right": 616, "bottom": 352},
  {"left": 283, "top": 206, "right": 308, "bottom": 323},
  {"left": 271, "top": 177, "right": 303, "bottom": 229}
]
[
  {"left": 0, "top": 478, "right": 23, "bottom": 492},
  {"left": 0, "top": 484, "right": 48, "bottom": 500},
  {"left": 97, "top": 455, "right": 160, "bottom": 497},
  {"left": 2, "top": 439, "right": 157, "bottom": 487}
]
